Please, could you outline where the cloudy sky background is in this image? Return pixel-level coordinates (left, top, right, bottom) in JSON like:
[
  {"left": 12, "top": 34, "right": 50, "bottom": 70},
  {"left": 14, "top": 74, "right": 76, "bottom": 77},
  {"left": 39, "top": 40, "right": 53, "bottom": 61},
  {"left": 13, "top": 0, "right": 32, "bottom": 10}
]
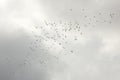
[{"left": 0, "top": 0, "right": 120, "bottom": 80}]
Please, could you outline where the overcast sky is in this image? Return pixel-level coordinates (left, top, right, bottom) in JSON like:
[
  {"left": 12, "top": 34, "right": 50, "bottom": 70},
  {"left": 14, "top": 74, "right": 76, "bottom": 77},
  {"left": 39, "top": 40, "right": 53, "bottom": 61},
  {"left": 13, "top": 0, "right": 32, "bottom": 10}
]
[{"left": 0, "top": 0, "right": 120, "bottom": 80}]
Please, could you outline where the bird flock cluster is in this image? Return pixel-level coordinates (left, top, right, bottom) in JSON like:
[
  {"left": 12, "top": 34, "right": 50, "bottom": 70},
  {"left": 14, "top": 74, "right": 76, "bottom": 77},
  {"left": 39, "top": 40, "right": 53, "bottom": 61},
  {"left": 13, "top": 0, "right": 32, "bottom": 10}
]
[{"left": 23, "top": 8, "right": 119, "bottom": 68}]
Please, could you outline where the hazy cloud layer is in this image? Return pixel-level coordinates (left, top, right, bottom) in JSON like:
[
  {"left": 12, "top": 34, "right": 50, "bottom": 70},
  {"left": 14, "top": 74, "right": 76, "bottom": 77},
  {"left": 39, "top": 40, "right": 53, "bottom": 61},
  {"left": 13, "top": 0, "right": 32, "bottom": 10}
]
[{"left": 0, "top": 0, "right": 120, "bottom": 80}]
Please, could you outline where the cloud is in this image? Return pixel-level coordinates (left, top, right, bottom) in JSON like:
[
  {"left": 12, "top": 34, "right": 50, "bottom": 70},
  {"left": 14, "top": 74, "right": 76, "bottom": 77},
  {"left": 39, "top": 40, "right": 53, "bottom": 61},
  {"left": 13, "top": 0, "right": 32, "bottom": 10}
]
[{"left": 0, "top": 0, "right": 120, "bottom": 80}]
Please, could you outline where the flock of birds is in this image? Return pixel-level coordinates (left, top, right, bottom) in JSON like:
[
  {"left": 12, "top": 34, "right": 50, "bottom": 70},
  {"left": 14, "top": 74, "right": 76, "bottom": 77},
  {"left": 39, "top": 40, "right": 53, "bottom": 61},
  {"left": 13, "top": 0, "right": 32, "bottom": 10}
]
[{"left": 23, "top": 8, "right": 119, "bottom": 68}]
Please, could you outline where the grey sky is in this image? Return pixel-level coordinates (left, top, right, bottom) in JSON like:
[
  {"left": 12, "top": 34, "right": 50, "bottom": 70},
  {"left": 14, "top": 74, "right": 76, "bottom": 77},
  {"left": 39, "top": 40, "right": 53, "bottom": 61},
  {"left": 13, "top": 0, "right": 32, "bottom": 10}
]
[{"left": 0, "top": 0, "right": 120, "bottom": 80}]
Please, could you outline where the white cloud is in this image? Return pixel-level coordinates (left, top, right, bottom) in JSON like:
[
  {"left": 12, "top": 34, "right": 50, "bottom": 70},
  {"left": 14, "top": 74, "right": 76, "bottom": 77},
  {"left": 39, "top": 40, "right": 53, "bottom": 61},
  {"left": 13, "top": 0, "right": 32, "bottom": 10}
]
[{"left": 0, "top": 0, "right": 120, "bottom": 80}]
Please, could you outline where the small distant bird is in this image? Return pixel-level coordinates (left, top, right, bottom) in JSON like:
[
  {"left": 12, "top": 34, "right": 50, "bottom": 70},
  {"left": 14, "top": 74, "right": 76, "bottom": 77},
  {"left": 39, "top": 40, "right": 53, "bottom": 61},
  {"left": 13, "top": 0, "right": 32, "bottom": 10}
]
[
  {"left": 70, "top": 9, "right": 72, "bottom": 11},
  {"left": 70, "top": 50, "right": 73, "bottom": 53}
]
